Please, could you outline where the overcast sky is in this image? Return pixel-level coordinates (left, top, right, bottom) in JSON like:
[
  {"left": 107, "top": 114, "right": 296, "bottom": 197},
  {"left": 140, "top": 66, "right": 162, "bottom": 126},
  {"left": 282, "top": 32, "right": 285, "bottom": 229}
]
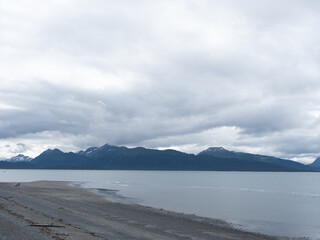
[{"left": 1, "top": 0, "right": 320, "bottom": 163}]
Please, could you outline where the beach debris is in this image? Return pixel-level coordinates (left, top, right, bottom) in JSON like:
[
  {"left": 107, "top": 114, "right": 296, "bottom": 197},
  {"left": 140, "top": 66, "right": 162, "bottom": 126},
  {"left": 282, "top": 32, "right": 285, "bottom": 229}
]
[
  {"left": 14, "top": 183, "right": 20, "bottom": 187},
  {"left": 29, "top": 224, "right": 65, "bottom": 228}
]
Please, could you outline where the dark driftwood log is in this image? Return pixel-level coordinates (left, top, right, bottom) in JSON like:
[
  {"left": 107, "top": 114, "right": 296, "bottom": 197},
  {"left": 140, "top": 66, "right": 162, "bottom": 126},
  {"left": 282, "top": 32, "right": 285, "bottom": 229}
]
[{"left": 29, "top": 224, "right": 65, "bottom": 228}]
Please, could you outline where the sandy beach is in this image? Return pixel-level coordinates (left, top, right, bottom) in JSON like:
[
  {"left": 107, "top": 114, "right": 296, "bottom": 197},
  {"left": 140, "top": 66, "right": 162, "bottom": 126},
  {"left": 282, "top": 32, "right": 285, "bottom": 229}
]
[{"left": 0, "top": 181, "right": 280, "bottom": 240}]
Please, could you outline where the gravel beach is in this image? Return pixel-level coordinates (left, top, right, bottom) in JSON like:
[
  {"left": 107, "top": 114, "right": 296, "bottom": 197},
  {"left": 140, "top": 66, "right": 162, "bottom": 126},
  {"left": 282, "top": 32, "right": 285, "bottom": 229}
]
[{"left": 0, "top": 181, "right": 279, "bottom": 240}]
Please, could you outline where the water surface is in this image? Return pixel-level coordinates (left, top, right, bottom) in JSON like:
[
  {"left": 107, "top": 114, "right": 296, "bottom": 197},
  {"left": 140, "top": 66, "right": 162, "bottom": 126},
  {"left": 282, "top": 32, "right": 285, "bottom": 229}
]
[{"left": 0, "top": 170, "right": 319, "bottom": 239}]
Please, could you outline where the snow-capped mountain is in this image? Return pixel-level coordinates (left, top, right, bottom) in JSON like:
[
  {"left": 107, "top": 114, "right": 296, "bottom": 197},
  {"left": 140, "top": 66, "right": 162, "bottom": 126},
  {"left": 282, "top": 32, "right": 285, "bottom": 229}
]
[
  {"left": 77, "top": 144, "right": 121, "bottom": 158},
  {"left": 201, "top": 147, "right": 227, "bottom": 153},
  {"left": 77, "top": 147, "right": 99, "bottom": 156},
  {"left": 7, "top": 154, "right": 33, "bottom": 162}
]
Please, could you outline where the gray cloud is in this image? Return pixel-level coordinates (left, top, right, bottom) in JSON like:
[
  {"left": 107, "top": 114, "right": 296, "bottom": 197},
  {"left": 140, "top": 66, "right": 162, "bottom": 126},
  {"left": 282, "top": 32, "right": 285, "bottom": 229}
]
[{"left": 0, "top": 0, "right": 320, "bottom": 162}]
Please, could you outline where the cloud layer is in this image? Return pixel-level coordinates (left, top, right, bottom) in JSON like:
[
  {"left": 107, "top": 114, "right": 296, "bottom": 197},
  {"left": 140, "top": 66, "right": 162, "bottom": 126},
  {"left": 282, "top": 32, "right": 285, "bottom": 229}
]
[{"left": 1, "top": 0, "right": 320, "bottom": 163}]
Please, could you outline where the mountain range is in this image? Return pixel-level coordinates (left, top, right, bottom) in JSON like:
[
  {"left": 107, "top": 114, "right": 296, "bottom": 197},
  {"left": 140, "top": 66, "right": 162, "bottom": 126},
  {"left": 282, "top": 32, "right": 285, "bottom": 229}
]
[{"left": 0, "top": 144, "right": 319, "bottom": 172}]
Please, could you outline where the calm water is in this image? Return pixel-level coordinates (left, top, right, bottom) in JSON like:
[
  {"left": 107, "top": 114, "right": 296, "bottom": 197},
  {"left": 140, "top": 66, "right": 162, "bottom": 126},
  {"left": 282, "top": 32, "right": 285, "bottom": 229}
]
[{"left": 0, "top": 170, "right": 319, "bottom": 239}]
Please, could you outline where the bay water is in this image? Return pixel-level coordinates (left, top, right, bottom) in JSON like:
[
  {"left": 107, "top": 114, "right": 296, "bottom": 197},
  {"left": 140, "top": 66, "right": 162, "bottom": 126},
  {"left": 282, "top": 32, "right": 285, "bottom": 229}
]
[{"left": 0, "top": 170, "right": 319, "bottom": 239}]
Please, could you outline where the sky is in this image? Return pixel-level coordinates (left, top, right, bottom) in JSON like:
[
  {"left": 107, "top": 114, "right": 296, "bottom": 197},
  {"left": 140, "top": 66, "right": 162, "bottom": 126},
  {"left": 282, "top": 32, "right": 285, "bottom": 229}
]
[{"left": 1, "top": 0, "right": 320, "bottom": 163}]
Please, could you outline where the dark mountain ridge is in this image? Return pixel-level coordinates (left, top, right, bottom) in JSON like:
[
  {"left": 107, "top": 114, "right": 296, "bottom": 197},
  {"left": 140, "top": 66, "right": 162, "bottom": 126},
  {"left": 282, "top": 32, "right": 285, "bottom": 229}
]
[
  {"left": 309, "top": 157, "right": 320, "bottom": 168},
  {"left": 0, "top": 144, "right": 318, "bottom": 171},
  {"left": 198, "top": 147, "right": 313, "bottom": 171},
  {"left": 31, "top": 149, "right": 91, "bottom": 169}
]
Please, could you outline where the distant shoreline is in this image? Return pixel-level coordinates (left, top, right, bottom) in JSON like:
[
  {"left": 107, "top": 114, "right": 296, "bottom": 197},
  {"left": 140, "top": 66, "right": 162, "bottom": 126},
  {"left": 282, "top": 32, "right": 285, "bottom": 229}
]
[{"left": 0, "top": 181, "right": 279, "bottom": 240}]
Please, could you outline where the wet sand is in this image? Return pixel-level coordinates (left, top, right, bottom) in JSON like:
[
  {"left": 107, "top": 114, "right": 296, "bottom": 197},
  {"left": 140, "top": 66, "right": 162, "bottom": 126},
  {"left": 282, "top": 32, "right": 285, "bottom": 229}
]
[{"left": 0, "top": 181, "right": 280, "bottom": 240}]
